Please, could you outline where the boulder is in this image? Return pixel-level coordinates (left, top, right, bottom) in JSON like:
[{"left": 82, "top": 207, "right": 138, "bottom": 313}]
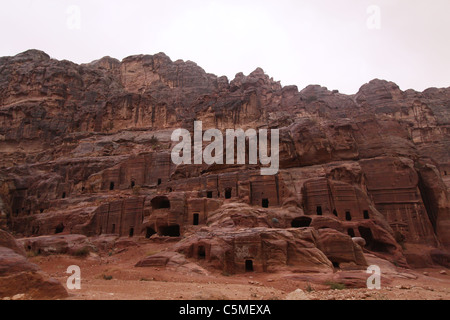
[{"left": 0, "top": 229, "right": 67, "bottom": 299}]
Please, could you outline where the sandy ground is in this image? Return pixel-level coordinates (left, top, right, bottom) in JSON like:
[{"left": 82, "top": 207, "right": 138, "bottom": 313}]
[{"left": 29, "top": 240, "right": 450, "bottom": 300}]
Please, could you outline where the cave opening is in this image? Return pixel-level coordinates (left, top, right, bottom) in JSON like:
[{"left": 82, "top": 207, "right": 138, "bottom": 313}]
[
  {"left": 198, "top": 246, "right": 206, "bottom": 259},
  {"left": 145, "top": 227, "right": 156, "bottom": 238},
  {"left": 363, "top": 210, "right": 370, "bottom": 219},
  {"left": 225, "top": 188, "right": 232, "bottom": 199},
  {"left": 129, "top": 227, "right": 134, "bottom": 237},
  {"left": 332, "top": 262, "right": 340, "bottom": 269},
  {"left": 193, "top": 213, "right": 199, "bottom": 226},
  {"left": 159, "top": 225, "right": 180, "bottom": 237},
  {"left": 345, "top": 211, "right": 352, "bottom": 221},
  {"left": 131, "top": 181, "right": 135, "bottom": 188},
  {"left": 262, "top": 198, "right": 269, "bottom": 208},
  {"left": 151, "top": 196, "right": 171, "bottom": 210},
  {"left": 348, "top": 228, "right": 355, "bottom": 238},
  {"left": 109, "top": 182, "right": 115, "bottom": 191},
  {"left": 207, "top": 191, "right": 213, "bottom": 199},
  {"left": 111, "top": 224, "right": 116, "bottom": 234},
  {"left": 157, "top": 179, "right": 162, "bottom": 186},
  {"left": 291, "top": 216, "right": 312, "bottom": 228},
  {"left": 333, "top": 209, "right": 338, "bottom": 217},
  {"left": 316, "top": 206, "right": 323, "bottom": 215},
  {"left": 62, "top": 192, "right": 66, "bottom": 199},
  {"left": 357, "top": 226, "right": 391, "bottom": 252},
  {"left": 245, "top": 260, "right": 254, "bottom": 272},
  {"left": 371, "top": 241, "right": 391, "bottom": 253},
  {"left": 55, "top": 223, "right": 65, "bottom": 234}
]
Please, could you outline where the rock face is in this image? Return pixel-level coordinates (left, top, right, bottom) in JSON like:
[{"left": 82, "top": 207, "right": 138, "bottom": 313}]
[
  {"left": 175, "top": 227, "right": 335, "bottom": 274},
  {"left": 0, "top": 50, "right": 449, "bottom": 274},
  {"left": 0, "top": 229, "right": 67, "bottom": 299}
]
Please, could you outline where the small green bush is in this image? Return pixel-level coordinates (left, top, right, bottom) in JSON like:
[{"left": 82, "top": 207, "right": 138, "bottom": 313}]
[
  {"left": 306, "top": 283, "right": 314, "bottom": 292},
  {"left": 149, "top": 135, "right": 159, "bottom": 146},
  {"left": 73, "top": 247, "right": 90, "bottom": 257},
  {"left": 325, "top": 281, "right": 346, "bottom": 290}
]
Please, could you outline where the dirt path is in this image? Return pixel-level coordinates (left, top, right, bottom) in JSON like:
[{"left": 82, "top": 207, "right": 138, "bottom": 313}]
[{"left": 30, "top": 241, "right": 450, "bottom": 300}]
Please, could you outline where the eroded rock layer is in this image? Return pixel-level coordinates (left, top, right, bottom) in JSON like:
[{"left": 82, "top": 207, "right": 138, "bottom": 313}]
[{"left": 0, "top": 50, "right": 449, "bottom": 274}]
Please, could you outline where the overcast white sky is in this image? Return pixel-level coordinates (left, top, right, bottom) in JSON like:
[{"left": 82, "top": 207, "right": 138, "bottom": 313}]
[{"left": 1, "top": 0, "right": 449, "bottom": 94}]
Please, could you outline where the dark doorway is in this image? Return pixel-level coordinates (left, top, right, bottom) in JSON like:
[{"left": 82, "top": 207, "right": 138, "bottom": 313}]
[
  {"left": 225, "top": 188, "right": 232, "bottom": 199},
  {"left": 363, "top": 210, "right": 370, "bottom": 219},
  {"left": 333, "top": 209, "right": 338, "bottom": 217},
  {"left": 332, "top": 262, "right": 340, "bottom": 269},
  {"left": 262, "top": 198, "right": 269, "bottom": 208},
  {"left": 159, "top": 225, "right": 180, "bottom": 237},
  {"left": 145, "top": 227, "right": 156, "bottom": 238},
  {"left": 157, "top": 179, "right": 162, "bottom": 185},
  {"left": 193, "top": 213, "right": 199, "bottom": 226},
  {"left": 316, "top": 206, "right": 323, "bottom": 215},
  {"left": 348, "top": 228, "right": 355, "bottom": 238},
  {"left": 55, "top": 223, "right": 65, "bottom": 234},
  {"left": 345, "top": 211, "right": 352, "bottom": 221},
  {"left": 131, "top": 181, "right": 135, "bottom": 188},
  {"left": 207, "top": 191, "right": 213, "bottom": 199},
  {"left": 358, "top": 226, "right": 390, "bottom": 252},
  {"left": 129, "top": 227, "right": 134, "bottom": 237},
  {"left": 111, "top": 224, "right": 116, "bottom": 234},
  {"left": 358, "top": 226, "right": 373, "bottom": 246},
  {"left": 291, "top": 216, "right": 312, "bottom": 228},
  {"left": 151, "top": 196, "right": 171, "bottom": 209},
  {"left": 62, "top": 192, "right": 66, "bottom": 199},
  {"left": 198, "top": 246, "right": 206, "bottom": 259},
  {"left": 245, "top": 260, "right": 254, "bottom": 272},
  {"left": 109, "top": 182, "right": 115, "bottom": 191}
]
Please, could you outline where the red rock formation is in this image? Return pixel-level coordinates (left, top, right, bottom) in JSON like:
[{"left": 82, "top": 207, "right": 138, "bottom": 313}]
[
  {"left": 0, "top": 229, "right": 67, "bottom": 299},
  {"left": 0, "top": 49, "right": 449, "bottom": 274}
]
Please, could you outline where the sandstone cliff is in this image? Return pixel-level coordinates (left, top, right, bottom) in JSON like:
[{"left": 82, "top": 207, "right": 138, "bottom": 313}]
[{"left": 0, "top": 49, "right": 449, "bottom": 275}]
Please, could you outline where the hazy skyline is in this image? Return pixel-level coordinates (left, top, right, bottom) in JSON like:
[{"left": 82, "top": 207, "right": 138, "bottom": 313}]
[{"left": 1, "top": 0, "right": 449, "bottom": 94}]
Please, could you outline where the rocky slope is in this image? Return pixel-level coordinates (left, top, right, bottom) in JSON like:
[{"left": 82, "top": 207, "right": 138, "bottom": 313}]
[{"left": 0, "top": 50, "right": 449, "bottom": 294}]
